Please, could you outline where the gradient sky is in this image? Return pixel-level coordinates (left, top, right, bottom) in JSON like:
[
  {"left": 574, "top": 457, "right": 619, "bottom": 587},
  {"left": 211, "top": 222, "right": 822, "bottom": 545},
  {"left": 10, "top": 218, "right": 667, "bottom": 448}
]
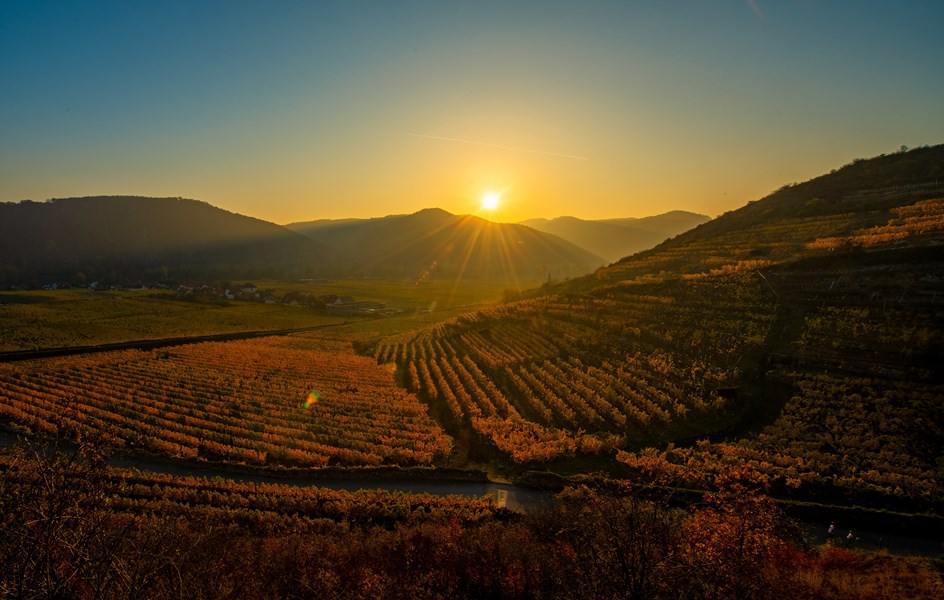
[{"left": 2, "top": 1, "right": 942, "bottom": 224}]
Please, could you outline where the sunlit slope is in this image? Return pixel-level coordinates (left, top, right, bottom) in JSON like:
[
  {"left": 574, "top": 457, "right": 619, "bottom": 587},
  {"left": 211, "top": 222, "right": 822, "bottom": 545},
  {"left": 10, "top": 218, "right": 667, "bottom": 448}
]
[
  {"left": 289, "top": 208, "right": 605, "bottom": 280},
  {"left": 0, "top": 196, "right": 336, "bottom": 284},
  {"left": 371, "top": 148, "right": 944, "bottom": 507},
  {"left": 588, "top": 145, "right": 944, "bottom": 284}
]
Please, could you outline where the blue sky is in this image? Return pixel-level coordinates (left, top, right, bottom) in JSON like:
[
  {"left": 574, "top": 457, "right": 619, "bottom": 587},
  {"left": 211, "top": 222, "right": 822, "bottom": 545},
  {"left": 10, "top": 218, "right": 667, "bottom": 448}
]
[{"left": 2, "top": 1, "right": 942, "bottom": 223}]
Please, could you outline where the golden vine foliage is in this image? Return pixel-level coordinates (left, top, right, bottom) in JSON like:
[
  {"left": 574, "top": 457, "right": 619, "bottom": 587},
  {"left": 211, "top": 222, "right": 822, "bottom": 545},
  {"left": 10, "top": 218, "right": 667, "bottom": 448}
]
[
  {"left": 0, "top": 335, "right": 452, "bottom": 467},
  {"left": 372, "top": 274, "right": 772, "bottom": 462},
  {"left": 808, "top": 198, "right": 944, "bottom": 250}
]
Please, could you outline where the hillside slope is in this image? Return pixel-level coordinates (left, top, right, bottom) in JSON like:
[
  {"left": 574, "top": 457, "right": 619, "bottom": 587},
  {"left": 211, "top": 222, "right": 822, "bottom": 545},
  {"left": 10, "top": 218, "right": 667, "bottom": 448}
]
[
  {"left": 590, "top": 145, "right": 944, "bottom": 285},
  {"left": 0, "top": 196, "right": 336, "bottom": 285},
  {"left": 522, "top": 211, "right": 709, "bottom": 263},
  {"left": 288, "top": 208, "right": 605, "bottom": 279},
  {"left": 372, "top": 146, "right": 944, "bottom": 511}
]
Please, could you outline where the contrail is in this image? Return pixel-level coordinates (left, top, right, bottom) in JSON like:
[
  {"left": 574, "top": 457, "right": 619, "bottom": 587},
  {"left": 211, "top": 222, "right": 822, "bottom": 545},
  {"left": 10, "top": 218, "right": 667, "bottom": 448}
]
[
  {"left": 399, "top": 132, "right": 589, "bottom": 161},
  {"left": 746, "top": 0, "right": 764, "bottom": 19}
]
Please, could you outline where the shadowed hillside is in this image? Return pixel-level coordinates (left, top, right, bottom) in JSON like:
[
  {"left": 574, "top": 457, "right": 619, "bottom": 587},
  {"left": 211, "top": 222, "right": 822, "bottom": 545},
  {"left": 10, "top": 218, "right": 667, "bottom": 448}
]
[
  {"left": 288, "top": 208, "right": 605, "bottom": 280},
  {"left": 0, "top": 196, "right": 337, "bottom": 285}
]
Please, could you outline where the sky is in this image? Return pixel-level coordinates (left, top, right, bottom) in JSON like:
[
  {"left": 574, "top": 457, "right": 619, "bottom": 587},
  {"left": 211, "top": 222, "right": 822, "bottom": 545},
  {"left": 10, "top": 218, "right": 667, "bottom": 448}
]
[{"left": 1, "top": 1, "right": 942, "bottom": 224}]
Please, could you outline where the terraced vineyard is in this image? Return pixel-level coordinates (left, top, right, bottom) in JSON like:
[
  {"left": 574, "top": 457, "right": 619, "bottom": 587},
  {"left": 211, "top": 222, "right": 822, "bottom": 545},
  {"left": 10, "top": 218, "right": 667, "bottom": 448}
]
[
  {"left": 615, "top": 202, "right": 944, "bottom": 509},
  {"left": 0, "top": 334, "right": 452, "bottom": 466},
  {"left": 375, "top": 274, "right": 777, "bottom": 462}
]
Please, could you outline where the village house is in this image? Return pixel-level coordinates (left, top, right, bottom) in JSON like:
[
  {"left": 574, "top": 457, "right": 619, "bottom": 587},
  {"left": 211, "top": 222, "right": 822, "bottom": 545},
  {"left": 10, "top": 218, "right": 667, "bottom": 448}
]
[{"left": 326, "top": 296, "right": 387, "bottom": 316}]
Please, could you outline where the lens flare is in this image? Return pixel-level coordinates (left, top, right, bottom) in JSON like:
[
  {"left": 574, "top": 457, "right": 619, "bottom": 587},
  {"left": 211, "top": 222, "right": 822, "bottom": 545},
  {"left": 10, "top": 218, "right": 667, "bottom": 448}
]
[{"left": 303, "top": 390, "right": 320, "bottom": 409}]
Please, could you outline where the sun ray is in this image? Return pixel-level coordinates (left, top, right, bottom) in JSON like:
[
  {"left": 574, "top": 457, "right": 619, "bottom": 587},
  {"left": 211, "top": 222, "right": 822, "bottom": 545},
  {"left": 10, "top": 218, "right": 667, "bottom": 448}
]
[
  {"left": 450, "top": 215, "right": 486, "bottom": 291},
  {"left": 491, "top": 221, "right": 523, "bottom": 284},
  {"left": 357, "top": 212, "right": 459, "bottom": 277}
]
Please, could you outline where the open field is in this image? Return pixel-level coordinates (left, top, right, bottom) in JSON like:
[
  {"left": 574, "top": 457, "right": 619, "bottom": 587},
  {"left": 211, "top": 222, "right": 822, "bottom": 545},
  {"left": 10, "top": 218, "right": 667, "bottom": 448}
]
[
  {"left": 0, "top": 278, "right": 528, "bottom": 352},
  {"left": 0, "top": 289, "right": 343, "bottom": 352},
  {"left": 266, "top": 277, "right": 543, "bottom": 310}
]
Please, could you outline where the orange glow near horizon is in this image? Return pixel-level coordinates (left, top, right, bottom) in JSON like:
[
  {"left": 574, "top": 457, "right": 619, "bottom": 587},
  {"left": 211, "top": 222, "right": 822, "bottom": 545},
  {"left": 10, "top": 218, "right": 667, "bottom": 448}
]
[{"left": 3, "top": 4, "right": 941, "bottom": 226}]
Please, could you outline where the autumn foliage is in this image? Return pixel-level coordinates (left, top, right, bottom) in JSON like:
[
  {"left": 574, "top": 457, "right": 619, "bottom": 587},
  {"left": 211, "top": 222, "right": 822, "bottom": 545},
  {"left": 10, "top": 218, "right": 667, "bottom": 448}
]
[
  {"left": 373, "top": 274, "right": 770, "bottom": 462},
  {"left": 0, "top": 335, "right": 452, "bottom": 467},
  {"left": 2, "top": 443, "right": 940, "bottom": 599}
]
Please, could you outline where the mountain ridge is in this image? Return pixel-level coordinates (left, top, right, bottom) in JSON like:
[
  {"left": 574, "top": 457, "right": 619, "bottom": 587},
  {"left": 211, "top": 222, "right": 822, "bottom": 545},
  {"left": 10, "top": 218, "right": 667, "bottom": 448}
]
[
  {"left": 0, "top": 198, "right": 607, "bottom": 285},
  {"left": 0, "top": 195, "right": 337, "bottom": 285},
  {"left": 288, "top": 208, "right": 606, "bottom": 280},
  {"left": 520, "top": 211, "right": 709, "bottom": 263}
]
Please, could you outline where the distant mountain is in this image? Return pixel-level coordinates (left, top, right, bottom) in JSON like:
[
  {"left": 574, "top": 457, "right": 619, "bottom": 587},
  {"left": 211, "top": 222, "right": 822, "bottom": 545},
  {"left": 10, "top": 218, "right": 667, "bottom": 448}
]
[
  {"left": 520, "top": 211, "right": 709, "bottom": 263},
  {"left": 0, "top": 196, "right": 336, "bottom": 286},
  {"left": 597, "top": 210, "right": 712, "bottom": 232},
  {"left": 287, "top": 208, "right": 605, "bottom": 279}
]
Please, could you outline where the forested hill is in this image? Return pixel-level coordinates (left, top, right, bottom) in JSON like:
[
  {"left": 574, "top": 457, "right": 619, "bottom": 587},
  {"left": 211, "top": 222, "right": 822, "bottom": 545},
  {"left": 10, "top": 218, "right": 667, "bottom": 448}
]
[
  {"left": 288, "top": 208, "right": 605, "bottom": 279},
  {"left": 582, "top": 145, "right": 944, "bottom": 286},
  {"left": 0, "top": 196, "right": 336, "bottom": 285}
]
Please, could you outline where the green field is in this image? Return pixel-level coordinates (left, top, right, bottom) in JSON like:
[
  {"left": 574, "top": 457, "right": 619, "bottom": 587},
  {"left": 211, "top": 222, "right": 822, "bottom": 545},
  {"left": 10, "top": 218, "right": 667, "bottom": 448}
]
[
  {"left": 0, "top": 278, "right": 532, "bottom": 352},
  {"left": 264, "top": 276, "right": 541, "bottom": 310}
]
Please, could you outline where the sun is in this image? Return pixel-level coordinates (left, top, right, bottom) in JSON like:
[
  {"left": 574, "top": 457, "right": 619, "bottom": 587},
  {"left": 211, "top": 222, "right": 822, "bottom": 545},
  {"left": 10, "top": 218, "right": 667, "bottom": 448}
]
[{"left": 481, "top": 192, "right": 501, "bottom": 211}]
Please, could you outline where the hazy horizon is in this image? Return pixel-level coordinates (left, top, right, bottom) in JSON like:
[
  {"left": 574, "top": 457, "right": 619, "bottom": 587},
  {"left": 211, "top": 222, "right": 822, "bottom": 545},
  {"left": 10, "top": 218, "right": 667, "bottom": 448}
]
[
  {"left": 2, "top": 1, "right": 942, "bottom": 224},
  {"left": 0, "top": 195, "right": 711, "bottom": 227},
  {"left": 283, "top": 205, "right": 713, "bottom": 226}
]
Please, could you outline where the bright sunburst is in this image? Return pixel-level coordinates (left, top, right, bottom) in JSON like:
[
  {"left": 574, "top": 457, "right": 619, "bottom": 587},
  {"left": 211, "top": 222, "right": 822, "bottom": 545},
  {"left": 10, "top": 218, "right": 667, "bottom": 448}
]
[{"left": 481, "top": 192, "right": 501, "bottom": 211}]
